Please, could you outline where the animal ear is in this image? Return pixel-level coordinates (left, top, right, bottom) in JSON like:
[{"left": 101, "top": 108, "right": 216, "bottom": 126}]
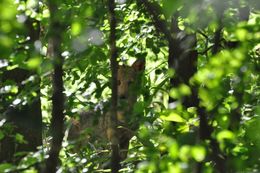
[{"left": 132, "top": 58, "right": 145, "bottom": 72}]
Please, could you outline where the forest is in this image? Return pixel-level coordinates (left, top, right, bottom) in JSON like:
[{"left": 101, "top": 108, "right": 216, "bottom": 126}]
[{"left": 0, "top": 0, "right": 259, "bottom": 172}]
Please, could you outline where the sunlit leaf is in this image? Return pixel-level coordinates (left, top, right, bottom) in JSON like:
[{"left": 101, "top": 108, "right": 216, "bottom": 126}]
[
  {"left": 10, "top": 86, "right": 18, "bottom": 94},
  {"left": 22, "top": 168, "right": 38, "bottom": 173},
  {"left": 191, "top": 146, "right": 206, "bottom": 162},
  {"left": 27, "top": 57, "right": 42, "bottom": 69},
  {"left": 169, "top": 141, "right": 179, "bottom": 159},
  {"left": 42, "top": 9, "right": 50, "bottom": 18},
  {"left": 232, "top": 144, "right": 248, "bottom": 156},
  {"left": 187, "top": 107, "right": 197, "bottom": 114},
  {"left": 71, "top": 22, "right": 82, "bottom": 36},
  {"left": 179, "top": 84, "right": 191, "bottom": 96},
  {"left": 179, "top": 145, "right": 191, "bottom": 161},
  {"left": 177, "top": 124, "right": 189, "bottom": 132},
  {"left": 160, "top": 112, "right": 185, "bottom": 123},
  {"left": 170, "top": 84, "right": 191, "bottom": 99},
  {"left": 0, "top": 0, "right": 17, "bottom": 20},
  {"left": 26, "top": 0, "right": 37, "bottom": 8},
  {"left": 168, "top": 163, "right": 181, "bottom": 173},
  {"left": 236, "top": 29, "right": 248, "bottom": 41},
  {"left": 216, "top": 130, "right": 235, "bottom": 142}
]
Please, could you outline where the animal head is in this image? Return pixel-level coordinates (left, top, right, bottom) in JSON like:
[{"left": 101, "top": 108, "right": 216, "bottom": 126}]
[
  {"left": 117, "top": 58, "right": 145, "bottom": 100},
  {"left": 116, "top": 58, "right": 145, "bottom": 123}
]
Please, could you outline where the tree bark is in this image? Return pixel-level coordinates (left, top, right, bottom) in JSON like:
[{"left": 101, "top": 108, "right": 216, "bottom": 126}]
[
  {"left": 42, "top": 1, "right": 65, "bottom": 172},
  {"left": 108, "top": 0, "right": 121, "bottom": 172}
]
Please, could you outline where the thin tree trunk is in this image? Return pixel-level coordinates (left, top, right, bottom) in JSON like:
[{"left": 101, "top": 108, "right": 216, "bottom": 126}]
[
  {"left": 108, "top": 0, "right": 120, "bottom": 172},
  {"left": 42, "top": 1, "right": 65, "bottom": 172}
]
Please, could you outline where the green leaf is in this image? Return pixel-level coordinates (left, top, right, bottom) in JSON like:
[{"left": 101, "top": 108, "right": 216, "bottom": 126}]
[
  {"left": 0, "top": 131, "right": 4, "bottom": 141},
  {"left": 232, "top": 144, "right": 248, "bottom": 156},
  {"left": 236, "top": 28, "right": 248, "bottom": 41},
  {"left": 160, "top": 112, "right": 185, "bottom": 123},
  {"left": 22, "top": 169, "right": 38, "bottom": 173},
  {"left": 191, "top": 146, "right": 206, "bottom": 162},
  {"left": 0, "top": 0, "right": 17, "bottom": 20},
  {"left": 151, "top": 47, "right": 160, "bottom": 54},
  {"left": 0, "top": 163, "right": 15, "bottom": 172},
  {"left": 169, "top": 141, "right": 179, "bottom": 159},
  {"left": 26, "top": 0, "right": 37, "bottom": 9},
  {"left": 26, "top": 57, "right": 42, "bottom": 69},
  {"left": 162, "top": 0, "right": 183, "bottom": 18},
  {"left": 216, "top": 130, "right": 235, "bottom": 142},
  {"left": 179, "top": 84, "right": 191, "bottom": 96},
  {"left": 136, "top": 52, "right": 148, "bottom": 59},
  {"left": 15, "top": 133, "right": 27, "bottom": 144},
  {"left": 187, "top": 107, "right": 197, "bottom": 114},
  {"left": 10, "top": 86, "right": 18, "bottom": 94},
  {"left": 168, "top": 163, "right": 181, "bottom": 173},
  {"left": 170, "top": 84, "right": 191, "bottom": 99},
  {"left": 133, "top": 101, "right": 145, "bottom": 114},
  {"left": 146, "top": 38, "right": 154, "bottom": 48},
  {"left": 179, "top": 145, "right": 191, "bottom": 161},
  {"left": 71, "top": 22, "right": 82, "bottom": 36}
]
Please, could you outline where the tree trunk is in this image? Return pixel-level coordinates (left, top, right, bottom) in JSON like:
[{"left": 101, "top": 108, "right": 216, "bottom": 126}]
[
  {"left": 42, "top": 1, "right": 65, "bottom": 172},
  {"left": 108, "top": 0, "right": 121, "bottom": 172}
]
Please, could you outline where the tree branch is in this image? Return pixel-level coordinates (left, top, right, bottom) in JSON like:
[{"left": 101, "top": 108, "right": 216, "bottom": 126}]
[{"left": 137, "top": 0, "right": 172, "bottom": 43}]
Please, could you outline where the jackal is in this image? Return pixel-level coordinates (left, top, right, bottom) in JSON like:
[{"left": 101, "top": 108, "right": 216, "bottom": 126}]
[{"left": 68, "top": 58, "right": 145, "bottom": 160}]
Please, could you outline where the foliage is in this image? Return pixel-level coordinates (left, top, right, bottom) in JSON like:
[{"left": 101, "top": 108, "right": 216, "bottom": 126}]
[{"left": 0, "top": 0, "right": 259, "bottom": 172}]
